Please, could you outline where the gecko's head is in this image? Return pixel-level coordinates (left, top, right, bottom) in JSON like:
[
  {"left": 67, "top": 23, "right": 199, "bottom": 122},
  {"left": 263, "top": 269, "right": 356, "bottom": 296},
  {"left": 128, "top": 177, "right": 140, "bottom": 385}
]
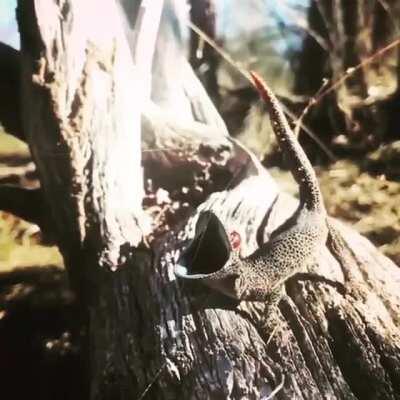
[{"left": 174, "top": 211, "right": 245, "bottom": 299}]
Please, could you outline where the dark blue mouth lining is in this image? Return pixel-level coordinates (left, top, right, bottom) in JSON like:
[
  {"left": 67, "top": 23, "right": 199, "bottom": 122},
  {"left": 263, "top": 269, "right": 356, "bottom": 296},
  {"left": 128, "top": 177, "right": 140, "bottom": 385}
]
[{"left": 176, "top": 211, "right": 231, "bottom": 276}]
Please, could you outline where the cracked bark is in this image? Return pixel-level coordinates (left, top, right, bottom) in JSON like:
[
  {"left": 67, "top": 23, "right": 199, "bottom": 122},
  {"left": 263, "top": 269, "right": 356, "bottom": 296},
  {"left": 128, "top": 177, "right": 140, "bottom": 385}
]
[{"left": 9, "top": 1, "right": 400, "bottom": 399}]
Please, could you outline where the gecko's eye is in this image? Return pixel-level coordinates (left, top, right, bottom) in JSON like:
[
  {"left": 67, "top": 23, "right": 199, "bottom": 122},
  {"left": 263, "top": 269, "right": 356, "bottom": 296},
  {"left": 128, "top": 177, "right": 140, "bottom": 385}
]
[{"left": 229, "top": 231, "right": 241, "bottom": 251}]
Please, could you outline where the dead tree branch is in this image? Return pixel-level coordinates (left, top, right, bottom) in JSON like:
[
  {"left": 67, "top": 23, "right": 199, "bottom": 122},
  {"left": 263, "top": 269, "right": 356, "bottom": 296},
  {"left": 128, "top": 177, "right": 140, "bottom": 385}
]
[{"left": 11, "top": 1, "right": 400, "bottom": 399}]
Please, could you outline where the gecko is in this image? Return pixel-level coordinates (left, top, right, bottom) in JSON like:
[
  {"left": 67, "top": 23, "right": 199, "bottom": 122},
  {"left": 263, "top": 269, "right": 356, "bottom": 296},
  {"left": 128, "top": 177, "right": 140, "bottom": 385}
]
[{"left": 175, "top": 71, "right": 332, "bottom": 311}]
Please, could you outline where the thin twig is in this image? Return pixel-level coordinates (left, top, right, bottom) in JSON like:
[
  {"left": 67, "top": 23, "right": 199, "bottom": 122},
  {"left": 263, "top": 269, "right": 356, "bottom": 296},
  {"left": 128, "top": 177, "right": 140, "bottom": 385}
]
[
  {"left": 293, "top": 78, "right": 330, "bottom": 138},
  {"left": 315, "top": 37, "right": 400, "bottom": 104},
  {"left": 137, "top": 361, "right": 167, "bottom": 400}
]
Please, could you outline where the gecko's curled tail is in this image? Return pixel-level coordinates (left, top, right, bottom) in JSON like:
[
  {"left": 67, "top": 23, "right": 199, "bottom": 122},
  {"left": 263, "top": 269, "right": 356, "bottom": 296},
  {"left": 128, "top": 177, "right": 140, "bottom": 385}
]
[{"left": 250, "top": 71, "right": 325, "bottom": 215}]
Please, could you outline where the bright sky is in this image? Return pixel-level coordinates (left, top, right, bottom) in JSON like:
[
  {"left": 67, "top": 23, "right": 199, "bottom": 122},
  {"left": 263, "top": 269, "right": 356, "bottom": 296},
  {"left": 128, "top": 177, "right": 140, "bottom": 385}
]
[
  {"left": 0, "top": 0, "right": 309, "bottom": 51},
  {"left": 0, "top": 0, "right": 18, "bottom": 48}
]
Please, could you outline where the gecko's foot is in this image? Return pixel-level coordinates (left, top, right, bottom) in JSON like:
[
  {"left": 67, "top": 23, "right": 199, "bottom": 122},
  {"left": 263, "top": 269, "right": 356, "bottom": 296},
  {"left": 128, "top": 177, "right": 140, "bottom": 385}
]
[
  {"left": 263, "top": 307, "right": 280, "bottom": 329},
  {"left": 261, "top": 305, "right": 285, "bottom": 347},
  {"left": 265, "top": 285, "right": 285, "bottom": 309},
  {"left": 261, "top": 287, "right": 286, "bottom": 342}
]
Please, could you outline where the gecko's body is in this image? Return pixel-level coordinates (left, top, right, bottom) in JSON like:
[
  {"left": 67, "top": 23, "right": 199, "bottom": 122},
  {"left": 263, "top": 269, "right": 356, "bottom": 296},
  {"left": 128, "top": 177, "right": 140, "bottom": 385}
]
[
  {"left": 175, "top": 72, "right": 329, "bottom": 304},
  {"left": 228, "top": 73, "right": 328, "bottom": 301}
]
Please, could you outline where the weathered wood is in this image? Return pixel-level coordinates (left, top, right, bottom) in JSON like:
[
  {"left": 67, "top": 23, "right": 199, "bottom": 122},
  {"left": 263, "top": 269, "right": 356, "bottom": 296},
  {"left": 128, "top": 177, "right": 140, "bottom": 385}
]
[
  {"left": 17, "top": 0, "right": 148, "bottom": 262},
  {"left": 12, "top": 1, "right": 400, "bottom": 399},
  {"left": 17, "top": 1, "right": 150, "bottom": 397}
]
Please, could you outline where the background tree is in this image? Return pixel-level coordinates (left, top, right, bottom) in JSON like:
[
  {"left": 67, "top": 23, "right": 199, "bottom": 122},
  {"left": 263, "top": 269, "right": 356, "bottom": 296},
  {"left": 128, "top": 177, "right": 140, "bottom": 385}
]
[{"left": 295, "top": 0, "right": 400, "bottom": 152}]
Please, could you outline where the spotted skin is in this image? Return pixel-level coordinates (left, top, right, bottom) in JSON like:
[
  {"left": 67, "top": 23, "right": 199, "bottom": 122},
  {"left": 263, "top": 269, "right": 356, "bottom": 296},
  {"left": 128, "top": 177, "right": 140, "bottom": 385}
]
[{"left": 234, "top": 212, "right": 325, "bottom": 302}]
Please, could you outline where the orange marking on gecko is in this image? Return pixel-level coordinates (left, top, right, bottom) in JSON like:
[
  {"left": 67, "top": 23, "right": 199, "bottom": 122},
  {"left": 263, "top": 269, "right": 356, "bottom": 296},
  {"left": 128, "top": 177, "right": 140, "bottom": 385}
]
[
  {"left": 249, "top": 71, "right": 272, "bottom": 104},
  {"left": 229, "top": 231, "right": 241, "bottom": 251}
]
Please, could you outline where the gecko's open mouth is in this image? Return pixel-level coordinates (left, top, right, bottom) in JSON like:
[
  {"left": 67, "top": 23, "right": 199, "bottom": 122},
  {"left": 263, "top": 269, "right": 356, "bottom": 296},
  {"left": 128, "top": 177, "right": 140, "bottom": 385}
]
[{"left": 175, "top": 211, "right": 231, "bottom": 279}]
